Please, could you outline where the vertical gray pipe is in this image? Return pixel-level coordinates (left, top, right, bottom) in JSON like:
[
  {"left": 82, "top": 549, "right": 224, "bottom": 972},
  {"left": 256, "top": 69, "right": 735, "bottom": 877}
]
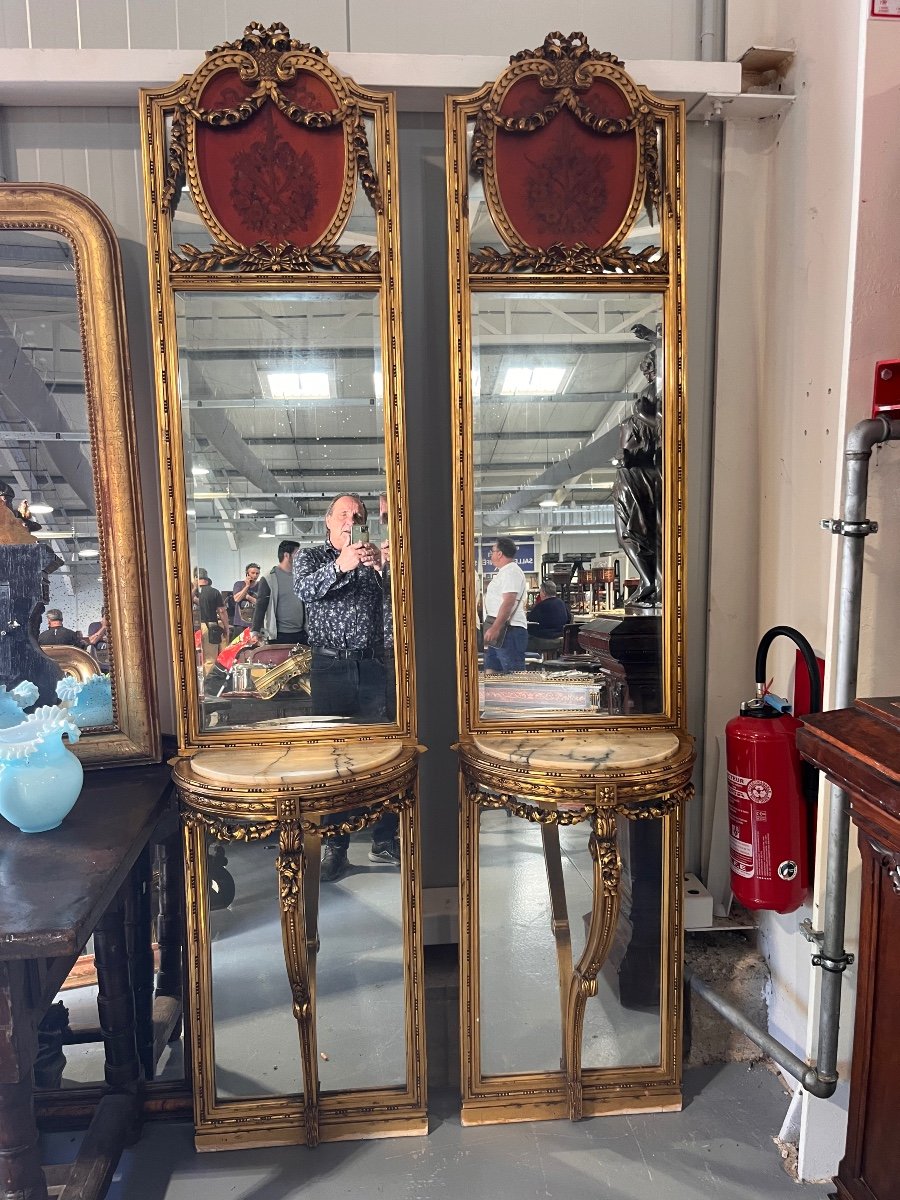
[{"left": 815, "top": 416, "right": 899, "bottom": 1083}]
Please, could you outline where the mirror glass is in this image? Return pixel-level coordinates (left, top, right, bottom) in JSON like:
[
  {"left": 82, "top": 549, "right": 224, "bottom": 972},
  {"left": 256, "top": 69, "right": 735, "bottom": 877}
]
[
  {"left": 176, "top": 290, "right": 396, "bottom": 734},
  {"left": 209, "top": 835, "right": 305, "bottom": 1100},
  {"left": 478, "top": 810, "right": 661, "bottom": 1078},
  {"left": 0, "top": 229, "right": 113, "bottom": 728},
  {"left": 316, "top": 802, "right": 406, "bottom": 1093},
  {"left": 472, "top": 291, "right": 664, "bottom": 719}
]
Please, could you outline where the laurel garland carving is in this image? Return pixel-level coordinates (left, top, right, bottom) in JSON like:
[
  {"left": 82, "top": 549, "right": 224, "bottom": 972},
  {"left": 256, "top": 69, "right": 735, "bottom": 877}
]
[
  {"left": 169, "top": 240, "right": 380, "bottom": 274},
  {"left": 182, "top": 809, "right": 279, "bottom": 842},
  {"left": 161, "top": 107, "right": 187, "bottom": 212},
  {"left": 468, "top": 243, "right": 665, "bottom": 276}
]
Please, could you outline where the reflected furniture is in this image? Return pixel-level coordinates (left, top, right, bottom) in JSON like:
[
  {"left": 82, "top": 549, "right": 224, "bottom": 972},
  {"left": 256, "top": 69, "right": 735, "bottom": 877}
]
[
  {"left": 141, "top": 23, "right": 425, "bottom": 1149},
  {"left": 0, "top": 764, "right": 178, "bottom": 1200},
  {"left": 446, "top": 34, "right": 694, "bottom": 1125},
  {"left": 0, "top": 184, "right": 159, "bottom": 767},
  {"left": 797, "top": 697, "right": 900, "bottom": 1200}
]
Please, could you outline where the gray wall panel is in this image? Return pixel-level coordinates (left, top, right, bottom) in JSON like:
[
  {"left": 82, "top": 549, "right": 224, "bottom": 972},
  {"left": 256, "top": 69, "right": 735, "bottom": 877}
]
[
  {"left": 27, "top": 0, "right": 79, "bottom": 48},
  {"left": 79, "top": 0, "right": 129, "bottom": 49},
  {"left": 0, "top": 0, "right": 29, "bottom": 48}
]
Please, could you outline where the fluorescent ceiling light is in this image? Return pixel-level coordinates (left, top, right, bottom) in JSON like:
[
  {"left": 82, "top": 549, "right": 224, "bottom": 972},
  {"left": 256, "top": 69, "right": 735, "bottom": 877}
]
[
  {"left": 33, "top": 529, "right": 75, "bottom": 539},
  {"left": 28, "top": 503, "right": 53, "bottom": 514},
  {"left": 237, "top": 506, "right": 259, "bottom": 515},
  {"left": 538, "top": 498, "right": 560, "bottom": 508},
  {"left": 258, "top": 528, "right": 275, "bottom": 538},
  {"left": 186, "top": 508, "right": 196, "bottom": 517},
  {"left": 267, "top": 370, "right": 331, "bottom": 400},
  {"left": 191, "top": 465, "right": 209, "bottom": 476},
  {"left": 77, "top": 547, "right": 100, "bottom": 558},
  {"left": 193, "top": 490, "right": 229, "bottom": 500},
  {"left": 500, "top": 366, "right": 566, "bottom": 396}
]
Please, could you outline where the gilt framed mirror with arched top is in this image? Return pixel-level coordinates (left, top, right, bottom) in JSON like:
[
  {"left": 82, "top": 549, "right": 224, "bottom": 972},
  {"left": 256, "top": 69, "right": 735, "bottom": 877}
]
[
  {"left": 0, "top": 183, "right": 159, "bottom": 767},
  {"left": 141, "top": 21, "right": 414, "bottom": 751},
  {"left": 447, "top": 33, "right": 687, "bottom": 737}
]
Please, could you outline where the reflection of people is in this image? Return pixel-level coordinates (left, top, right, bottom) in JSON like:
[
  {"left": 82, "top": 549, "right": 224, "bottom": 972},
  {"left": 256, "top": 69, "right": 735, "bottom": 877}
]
[
  {"left": 482, "top": 538, "right": 528, "bottom": 673},
  {"left": 38, "top": 609, "right": 83, "bottom": 647},
  {"left": 294, "top": 494, "right": 396, "bottom": 882},
  {"left": 86, "top": 607, "right": 110, "bottom": 669},
  {"left": 231, "top": 563, "right": 260, "bottom": 637},
  {"left": 612, "top": 337, "right": 662, "bottom": 607},
  {"left": 526, "top": 580, "right": 570, "bottom": 650},
  {"left": 0, "top": 483, "right": 41, "bottom": 532},
  {"left": 193, "top": 569, "right": 228, "bottom": 671},
  {"left": 250, "top": 541, "right": 306, "bottom": 644}
]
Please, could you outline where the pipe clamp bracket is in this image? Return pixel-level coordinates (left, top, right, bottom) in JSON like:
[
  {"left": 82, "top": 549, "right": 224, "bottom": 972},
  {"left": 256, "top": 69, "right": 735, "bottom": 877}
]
[
  {"left": 820, "top": 518, "right": 878, "bottom": 538},
  {"left": 812, "top": 950, "right": 854, "bottom": 974}
]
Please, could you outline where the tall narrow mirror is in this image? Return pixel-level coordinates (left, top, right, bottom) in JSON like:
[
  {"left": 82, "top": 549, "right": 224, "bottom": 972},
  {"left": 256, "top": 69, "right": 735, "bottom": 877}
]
[
  {"left": 142, "top": 22, "right": 414, "bottom": 750},
  {"left": 0, "top": 185, "right": 158, "bottom": 765},
  {"left": 448, "top": 34, "right": 686, "bottom": 735}
]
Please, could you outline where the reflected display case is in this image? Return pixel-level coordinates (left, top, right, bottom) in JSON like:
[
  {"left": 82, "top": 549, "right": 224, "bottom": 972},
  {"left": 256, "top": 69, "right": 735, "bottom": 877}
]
[
  {"left": 446, "top": 33, "right": 695, "bottom": 1125},
  {"left": 142, "top": 23, "right": 425, "bottom": 1149}
]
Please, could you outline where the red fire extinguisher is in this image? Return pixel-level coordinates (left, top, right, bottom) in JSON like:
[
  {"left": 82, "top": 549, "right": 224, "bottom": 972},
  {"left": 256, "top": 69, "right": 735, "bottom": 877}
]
[{"left": 726, "top": 626, "right": 822, "bottom": 914}]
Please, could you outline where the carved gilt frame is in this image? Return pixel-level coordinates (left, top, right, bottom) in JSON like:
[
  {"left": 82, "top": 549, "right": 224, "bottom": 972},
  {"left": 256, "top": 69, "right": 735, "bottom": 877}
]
[
  {"left": 0, "top": 184, "right": 160, "bottom": 767},
  {"left": 140, "top": 22, "right": 414, "bottom": 751},
  {"left": 446, "top": 33, "right": 687, "bottom": 737}
]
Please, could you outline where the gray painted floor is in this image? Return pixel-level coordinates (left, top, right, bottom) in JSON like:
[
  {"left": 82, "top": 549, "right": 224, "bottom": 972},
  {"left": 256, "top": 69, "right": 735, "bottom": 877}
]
[{"left": 42, "top": 1065, "right": 832, "bottom": 1199}]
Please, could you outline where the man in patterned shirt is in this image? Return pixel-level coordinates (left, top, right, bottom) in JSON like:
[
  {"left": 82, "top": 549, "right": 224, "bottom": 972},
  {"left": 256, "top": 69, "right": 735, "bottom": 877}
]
[{"left": 294, "top": 493, "right": 398, "bottom": 881}]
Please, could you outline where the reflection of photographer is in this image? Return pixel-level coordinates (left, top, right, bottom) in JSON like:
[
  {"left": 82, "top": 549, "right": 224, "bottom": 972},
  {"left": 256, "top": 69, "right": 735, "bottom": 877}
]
[{"left": 293, "top": 492, "right": 397, "bottom": 881}]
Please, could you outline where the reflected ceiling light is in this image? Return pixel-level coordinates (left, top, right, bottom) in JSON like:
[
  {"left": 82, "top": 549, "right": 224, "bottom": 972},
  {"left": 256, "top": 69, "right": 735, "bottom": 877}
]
[
  {"left": 186, "top": 507, "right": 196, "bottom": 517},
  {"left": 193, "top": 490, "right": 229, "bottom": 499},
  {"left": 77, "top": 547, "right": 100, "bottom": 558},
  {"left": 500, "top": 366, "right": 566, "bottom": 396},
  {"left": 258, "top": 526, "right": 275, "bottom": 538},
  {"left": 28, "top": 502, "right": 53, "bottom": 514},
  {"left": 33, "top": 529, "right": 75, "bottom": 539},
  {"left": 191, "top": 465, "right": 209, "bottom": 476},
  {"left": 372, "top": 370, "right": 383, "bottom": 396},
  {"left": 538, "top": 498, "right": 560, "bottom": 508},
  {"left": 237, "top": 506, "right": 259, "bottom": 515},
  {"left": 267, "top": 370, "right": 331, "bottom": 400}
]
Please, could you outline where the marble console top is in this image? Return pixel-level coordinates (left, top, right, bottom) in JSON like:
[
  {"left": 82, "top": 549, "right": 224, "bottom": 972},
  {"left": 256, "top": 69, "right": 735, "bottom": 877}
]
[
  {"left": 470, "top": 732, "right": 681, "bottom": 773},
  {"left": 189, "top": 740, "right": 406, "bottom": 786}
]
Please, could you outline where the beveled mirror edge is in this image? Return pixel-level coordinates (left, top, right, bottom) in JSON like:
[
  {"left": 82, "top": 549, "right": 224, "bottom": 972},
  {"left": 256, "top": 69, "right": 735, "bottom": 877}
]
[
  {"left": 444, "top": 76, "right": 688, "bottom": 738},
  {"left": 140, "top": 67, "right": 416, "bottom": 753},
  {"left": 0, "top": 183, "right": 160, "bottom": 767}
]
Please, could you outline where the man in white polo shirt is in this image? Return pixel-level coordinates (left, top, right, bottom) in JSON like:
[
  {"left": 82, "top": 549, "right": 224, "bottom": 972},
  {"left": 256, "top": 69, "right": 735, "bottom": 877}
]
[{"left": 482, "top": 537, "right": 528, "bottom": 673}]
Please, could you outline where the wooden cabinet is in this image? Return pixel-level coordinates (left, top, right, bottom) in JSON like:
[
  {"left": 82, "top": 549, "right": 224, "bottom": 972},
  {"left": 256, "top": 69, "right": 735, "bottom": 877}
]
[{"left": 797, "top": 697, "right": 900, "bottom": 1200}]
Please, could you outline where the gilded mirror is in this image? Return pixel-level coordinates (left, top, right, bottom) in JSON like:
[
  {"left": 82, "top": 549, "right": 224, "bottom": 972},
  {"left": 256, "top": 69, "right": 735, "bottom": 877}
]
[
  {"left": 447, "top": 34, "right": 686, "bottom": 735},
  {"left": 0, "top": 184, "right": 158, "bottom": 766},
  {"left": 142, "top": 22, "right": 413, "bottom": 750}
]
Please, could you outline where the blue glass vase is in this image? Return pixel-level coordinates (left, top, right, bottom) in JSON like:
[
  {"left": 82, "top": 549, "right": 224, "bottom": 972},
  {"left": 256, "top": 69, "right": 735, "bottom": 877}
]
[{"left": 0, "top": 705, "right": 83, "bottom": 833}]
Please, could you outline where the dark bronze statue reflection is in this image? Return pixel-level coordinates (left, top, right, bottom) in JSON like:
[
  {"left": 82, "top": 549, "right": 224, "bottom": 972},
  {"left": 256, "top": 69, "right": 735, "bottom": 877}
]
[{"left": 612, "top": 325, "right": 662, "bottom": 609}]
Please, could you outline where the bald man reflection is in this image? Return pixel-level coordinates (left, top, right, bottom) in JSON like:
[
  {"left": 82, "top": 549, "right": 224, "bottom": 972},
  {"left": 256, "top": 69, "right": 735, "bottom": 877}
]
[{"left": 293, "top": 493, "right": 398, "bottom": 881}]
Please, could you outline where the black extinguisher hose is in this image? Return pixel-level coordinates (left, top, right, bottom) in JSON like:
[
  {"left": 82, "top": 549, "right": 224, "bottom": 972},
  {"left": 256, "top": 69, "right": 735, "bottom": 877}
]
[{"left": 754, "top": 625, "right": 822, "bottom": 804}]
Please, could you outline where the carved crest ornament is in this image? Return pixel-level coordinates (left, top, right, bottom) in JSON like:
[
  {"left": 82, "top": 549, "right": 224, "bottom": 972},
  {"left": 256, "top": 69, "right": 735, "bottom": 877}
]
[
  {"left": 468, "top": 31, "right": 666, "bottom": 275},
  {"left": 161, "top": 21, "right": 381, "bottom": 274}
]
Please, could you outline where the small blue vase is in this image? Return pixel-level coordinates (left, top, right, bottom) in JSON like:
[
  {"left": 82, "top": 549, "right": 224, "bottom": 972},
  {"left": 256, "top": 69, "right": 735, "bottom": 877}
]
[{"left": 0, "top": 705, "right": 83, "bottom": 833}]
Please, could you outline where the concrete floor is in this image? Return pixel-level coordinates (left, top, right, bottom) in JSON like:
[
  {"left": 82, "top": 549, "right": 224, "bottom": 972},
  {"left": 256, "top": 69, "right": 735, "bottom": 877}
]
[
  {"left": 42, "top": 1065, "right": 833, "bottom": 1199},
  {"left": 45, "top": 820, "right": 836, "bottom": 1197}
]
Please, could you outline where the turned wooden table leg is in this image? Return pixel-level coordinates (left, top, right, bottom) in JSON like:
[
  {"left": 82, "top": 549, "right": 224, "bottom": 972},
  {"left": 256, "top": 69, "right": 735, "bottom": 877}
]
[
  {"left": 125, "top": 845, "right": 155, "bottom": 1081},
  {"left": 564, "top": 812, "right": 621, "bottom": 1121},
  {"left": 540, "top": 823, "right": 574, "bottom": 1072},
  {"left": 154, "top": 829, "right": 185, "bottom": 1060},
  {"left": 0, "top": 961, "right": 48, "bottom": 1200},
  {"left": 277, "top": 819, "right": 319, "bottom": 1147}
]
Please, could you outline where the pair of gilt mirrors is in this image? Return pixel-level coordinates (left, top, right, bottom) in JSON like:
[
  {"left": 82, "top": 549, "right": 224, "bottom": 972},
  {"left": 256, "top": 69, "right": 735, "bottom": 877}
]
[{"left": 141, "top": 22, "right": 688, "bottom": 1144}]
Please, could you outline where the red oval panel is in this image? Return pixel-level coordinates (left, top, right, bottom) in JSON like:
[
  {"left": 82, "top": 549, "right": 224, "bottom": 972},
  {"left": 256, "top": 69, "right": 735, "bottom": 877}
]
[
  {"left": 194, "top": 68, "right": 346, "bottom": 248},
  {"left": 493, "top": 75, "right": 638, "bottom": 250}
]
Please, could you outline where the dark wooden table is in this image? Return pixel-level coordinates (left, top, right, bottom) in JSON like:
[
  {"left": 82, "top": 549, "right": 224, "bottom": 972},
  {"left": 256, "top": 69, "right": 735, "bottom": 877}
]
[
  {"left": 797, "top": 697, "right": 900, "bottom": 1200},
  {"left": 0, "top": 763, "right": 176, "bottom": 1200}
]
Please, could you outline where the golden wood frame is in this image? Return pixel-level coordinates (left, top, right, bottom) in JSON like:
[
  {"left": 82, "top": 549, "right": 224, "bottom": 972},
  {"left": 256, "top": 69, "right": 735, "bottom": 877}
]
[
  {"left": 173, "top": 741, "right": 427, "bottom": 1148},
  {"left": 140, "top": 22, "right": 415, "bottom": 751},
  {"left": 457, "top": 734, "right": 693, "bottom": 1125},
  {"left": 0, "top": 184, "right": 159, "bottom": 767},
  {"left": 446, "top": 34, "right": 687, "bottom": 738}
]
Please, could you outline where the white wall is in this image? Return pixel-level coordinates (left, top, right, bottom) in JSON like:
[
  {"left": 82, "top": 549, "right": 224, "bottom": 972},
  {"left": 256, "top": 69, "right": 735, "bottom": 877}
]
[{"left": 0, "top": 0, "right": 704, "bottom": 60}]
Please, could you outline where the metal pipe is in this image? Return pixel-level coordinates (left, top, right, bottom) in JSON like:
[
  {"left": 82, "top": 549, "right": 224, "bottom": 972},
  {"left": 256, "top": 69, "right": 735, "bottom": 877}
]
[
  {"left": 699, "top": 0, "right": 717, "bottom": 62},
  {"left": 691, "top": 415, "right": 900, "bottom": 1097}
]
